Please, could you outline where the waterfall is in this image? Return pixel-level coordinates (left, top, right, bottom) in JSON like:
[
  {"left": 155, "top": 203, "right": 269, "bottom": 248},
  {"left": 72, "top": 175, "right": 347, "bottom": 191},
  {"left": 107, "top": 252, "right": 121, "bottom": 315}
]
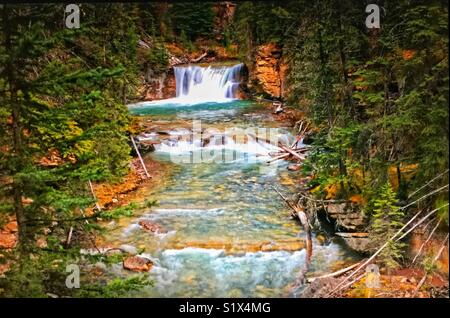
[{"left": 173, "top": 63, "right": 243, "bottom": 104}]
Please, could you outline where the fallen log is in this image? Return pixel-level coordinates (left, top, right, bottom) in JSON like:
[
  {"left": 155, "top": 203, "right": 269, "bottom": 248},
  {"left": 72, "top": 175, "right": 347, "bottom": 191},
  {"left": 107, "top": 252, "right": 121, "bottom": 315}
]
[
  {"left": 280, "top": 144, "right": 305, "bottom": 161},
  {"left": 191, "top": 52, "right": 207, "bottom": 63},
  {"left": 247, "top": 132, "right": 284, "bottom": 150},
  {"left": 412, "top": 233, "right": 449, "bottom": 297},
  {"left": 65, "top": 226, "right": 74, "bottom": 247},
  {"left": 267, "top": 153, "right": 290, "bottom": 163},
  {"left": 307, "top": 261, "right": 364, "bottom": 283},
  {"left": 273, "top": 186, "right": 313, "bottom": 288},
  {"left": 88, "top": 179, "right": 101, "bottom": 211},
  {"left": 412, "top": 217, "right": 443, "bottom": 264},
  {"left": 325, "top": 204, "right": 448, "bottom": 297},
  {"left": 131, "top": 135, "right": 150, "bottom": 179}
]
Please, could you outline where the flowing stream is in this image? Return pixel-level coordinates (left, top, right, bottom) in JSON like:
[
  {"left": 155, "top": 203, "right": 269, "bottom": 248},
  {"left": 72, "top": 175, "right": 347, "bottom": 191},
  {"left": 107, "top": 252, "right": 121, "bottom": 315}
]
[{"left": 103, "top": 63, "right": 357, "bottom": 297}]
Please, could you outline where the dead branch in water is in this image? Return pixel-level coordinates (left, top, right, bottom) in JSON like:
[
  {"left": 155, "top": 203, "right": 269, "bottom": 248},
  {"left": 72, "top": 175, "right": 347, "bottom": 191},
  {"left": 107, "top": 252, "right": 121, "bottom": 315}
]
[
  {"left": 280, "top": 145, "right": 305, "bottom": 161},
  {"left": 273, "top": 186, "right": 299, "bottom": 218},
  {"left": 272, "top": 186, "right": 312, "bottom": 244},
  {"left": 273, "top": 186, "right": 312, "bottom": 274},
  {"left": 266, "top": 122, "right": 311, "bottom": 163},
  {"left": 273, "top": 185, "right": 314, "bottom": 292}
]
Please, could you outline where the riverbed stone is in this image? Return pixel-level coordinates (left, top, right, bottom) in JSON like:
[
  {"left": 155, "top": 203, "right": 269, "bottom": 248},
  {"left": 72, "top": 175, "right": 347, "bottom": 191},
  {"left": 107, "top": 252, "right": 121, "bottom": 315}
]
[
  {"left": 138, "top": 220, "right": 166, "bottom": 233},
  {"left": 123, "top": 256, "right": 153, "bottom": 272}
]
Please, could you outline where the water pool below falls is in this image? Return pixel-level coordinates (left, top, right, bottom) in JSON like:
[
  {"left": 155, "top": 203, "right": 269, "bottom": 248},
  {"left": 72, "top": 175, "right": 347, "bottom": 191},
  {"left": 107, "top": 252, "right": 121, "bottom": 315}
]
[{"left": 103, "top": 63, "right": 357, "bottom": 297}]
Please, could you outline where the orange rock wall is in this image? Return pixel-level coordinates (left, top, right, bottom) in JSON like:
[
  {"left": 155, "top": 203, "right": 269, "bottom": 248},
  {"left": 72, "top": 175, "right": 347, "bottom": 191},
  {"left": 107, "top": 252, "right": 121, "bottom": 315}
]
[
  {"left": 248, "top": 43, "right": 287, "bottom": 99},
  {"left": 139, "top": 70, "right": 176, "bottom": 101}
]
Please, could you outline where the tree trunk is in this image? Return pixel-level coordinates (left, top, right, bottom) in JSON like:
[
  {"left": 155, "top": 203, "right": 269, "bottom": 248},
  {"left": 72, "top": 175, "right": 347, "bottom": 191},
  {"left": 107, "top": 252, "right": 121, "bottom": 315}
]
[
  {"left": 317, "top": 28, "right": 333, "bottom": 128},
  {"left": 3, "top": 5, "right": 28, "bottom": 247},
  {"left": 335, "top": 3, "right": 355, "bottom": 120}
]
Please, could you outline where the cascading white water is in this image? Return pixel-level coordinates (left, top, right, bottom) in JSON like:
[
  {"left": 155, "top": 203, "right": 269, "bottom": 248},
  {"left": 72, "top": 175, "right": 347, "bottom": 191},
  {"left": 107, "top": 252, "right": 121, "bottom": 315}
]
[{"left": 174, "top": 63, "right": 243, "bottom": 104}]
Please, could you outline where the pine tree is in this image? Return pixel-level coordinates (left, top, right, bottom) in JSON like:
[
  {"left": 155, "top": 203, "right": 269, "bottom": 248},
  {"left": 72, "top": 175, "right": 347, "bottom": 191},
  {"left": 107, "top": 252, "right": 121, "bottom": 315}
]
[
  {"left": 369, "top": 183, "right": 406, "bottom": 270},
  {"left": 169, "top": 2, "right": 215, "bottom": 41},
  {"left": 0, "top": 4, "right": 139, "bottom": 296}
]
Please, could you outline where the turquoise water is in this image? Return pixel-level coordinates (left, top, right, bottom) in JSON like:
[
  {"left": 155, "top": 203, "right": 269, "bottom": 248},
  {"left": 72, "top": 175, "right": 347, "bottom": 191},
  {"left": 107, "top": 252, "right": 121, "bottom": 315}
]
[{"left": 104, "top": 99, "right": 356, "bottom": 297}]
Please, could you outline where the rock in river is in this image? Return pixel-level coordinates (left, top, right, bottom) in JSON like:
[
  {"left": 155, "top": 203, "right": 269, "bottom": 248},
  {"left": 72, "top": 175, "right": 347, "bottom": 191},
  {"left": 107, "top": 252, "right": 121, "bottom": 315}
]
[
  {"left": 138, "top": 220, "right": 166, "bottom": 233},
  {"left": 123, "top": 256, "right": 153, "bottom": 272}
]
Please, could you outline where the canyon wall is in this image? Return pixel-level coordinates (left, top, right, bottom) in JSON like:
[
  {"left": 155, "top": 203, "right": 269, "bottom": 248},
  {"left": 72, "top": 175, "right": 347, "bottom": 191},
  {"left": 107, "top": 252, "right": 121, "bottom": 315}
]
[
  {"left": 247, "top": 43, "right": 288, "bottom": 100},
  {"left": 137, "top": 69, "right": 176, "bottom": 101}
]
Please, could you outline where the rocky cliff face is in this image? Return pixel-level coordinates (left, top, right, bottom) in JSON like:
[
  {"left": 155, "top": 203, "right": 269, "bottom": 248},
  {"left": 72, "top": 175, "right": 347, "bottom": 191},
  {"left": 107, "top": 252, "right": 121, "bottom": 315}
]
[
  {"left": 248, "top": 43, "right": 287, "bottom": 99},
  {"left": 138, "top": 69, "right": 176, "bottom": 101}
]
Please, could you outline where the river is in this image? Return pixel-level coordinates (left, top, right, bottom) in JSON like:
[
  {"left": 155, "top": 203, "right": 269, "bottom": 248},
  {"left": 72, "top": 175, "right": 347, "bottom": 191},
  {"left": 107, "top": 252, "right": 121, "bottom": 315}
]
[{"left": 102, "top": 63, "right": 356, "bottom": 297}]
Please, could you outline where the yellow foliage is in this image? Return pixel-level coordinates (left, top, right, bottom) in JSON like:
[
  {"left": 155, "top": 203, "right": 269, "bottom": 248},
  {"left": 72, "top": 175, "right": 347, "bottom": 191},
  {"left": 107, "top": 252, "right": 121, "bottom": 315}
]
[
  {"left": 348, "top": 167, "right": 365, "bottom": 189},
  {"left": 350, "top": 194, "right": 365, "bottom": 205},
  {"left": 324, "top": 183, "right": 340, "bottom": 200},
  {"left": 388, "top": 163, "right": 419, "bottom": 190}
]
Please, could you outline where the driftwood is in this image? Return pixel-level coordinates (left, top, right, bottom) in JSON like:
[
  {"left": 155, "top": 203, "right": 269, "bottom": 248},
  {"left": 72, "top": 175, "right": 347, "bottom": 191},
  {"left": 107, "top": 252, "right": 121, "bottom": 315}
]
[
  {"left": 247, "top": 132, "right": 283, "bottom": 149},
  {"left": 266, "top": 121, "right": 311, "bottom": 164},
  {"left": 272, "top": 186, "right": 312, "bottom": 257},
  {"left": 326, "top": 203, "right": 449, "bottom": 297},
  {"left": 280, "top": 145, "right": 305, "bottom": 161},
  {"left": 274, "top": 102, "right": 283, "bottom": 114},
  {"left": 191, "top": 52, "right": 207, "bottom": 63},
  {"left": 131, "top": 135, "right": 150, "bottom": 179},
  {"left": 408, "top": 169, "right": 449, "bottom": 199},
  {"left": 395, "top": 203, "right": 448, "bottom": 242},
  {"left": 266, "top": 148, "right": 310, "bottom": 163},
  {"left": 412, "top": 217, "right": 443, "bottom": 264},
  {"left": 273, "top": 186, "right": 314, "bottom": 294},
  {"left": 88, "top": 179, "right": 101, "bottom": 211},
  {"left": 412, "top": 233, "right": 449, "bottom": 297},
  {"left": 267, "top": 153, "right": 290, "bottom": 163},
  {"left": 307, "top": 261, "right": 364, "bottom": 283}
]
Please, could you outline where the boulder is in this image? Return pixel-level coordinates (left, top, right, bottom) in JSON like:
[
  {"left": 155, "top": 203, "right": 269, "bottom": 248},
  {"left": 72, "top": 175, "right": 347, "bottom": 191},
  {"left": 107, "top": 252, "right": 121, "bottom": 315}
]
[
  {"left": 138, "top": 220, "right": 166, "bottom": 233},
  {"left": 326, "top": 203, "right": 347, "bottom": 215},
  {"left": 336, "top": 232, "right": 374, "bottom": 253},
  {"left": 325, "top": 203, "right": 368, "bottom": 232},
  {"left": 123, "top": 256, "right": 153, "bottom": 272}
]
